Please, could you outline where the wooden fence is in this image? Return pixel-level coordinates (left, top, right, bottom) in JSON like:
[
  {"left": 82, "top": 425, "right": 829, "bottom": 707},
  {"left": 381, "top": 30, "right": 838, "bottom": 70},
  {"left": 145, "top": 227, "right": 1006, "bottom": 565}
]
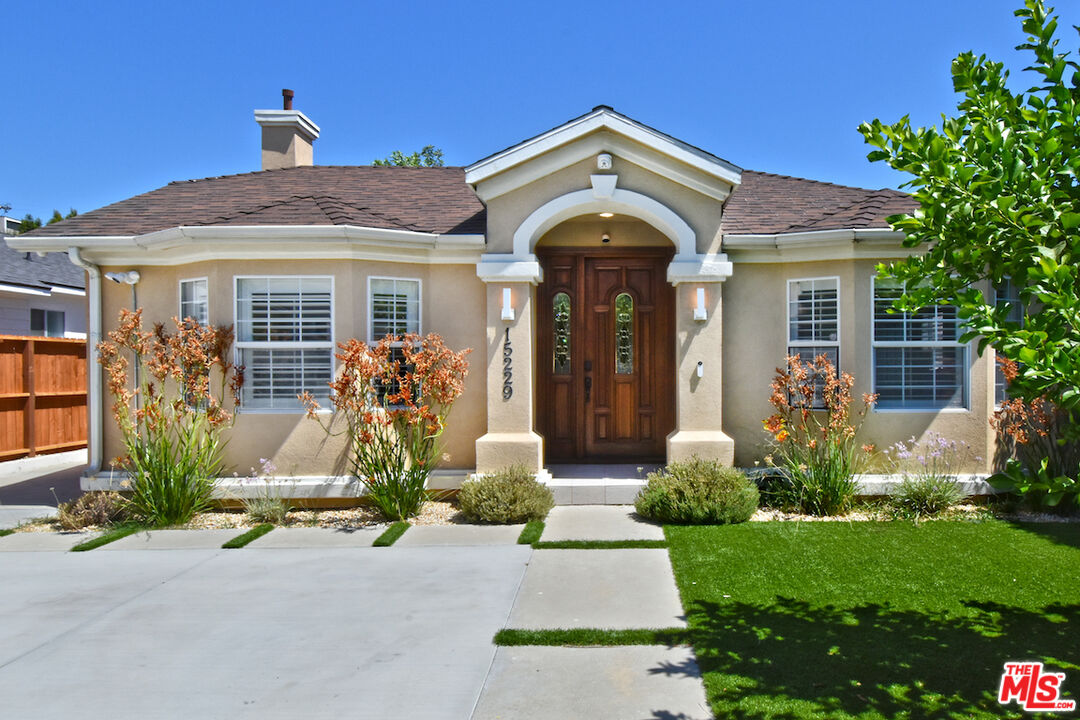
[{"left": 0, "top": 335, "right": 87, "bottom": 461}]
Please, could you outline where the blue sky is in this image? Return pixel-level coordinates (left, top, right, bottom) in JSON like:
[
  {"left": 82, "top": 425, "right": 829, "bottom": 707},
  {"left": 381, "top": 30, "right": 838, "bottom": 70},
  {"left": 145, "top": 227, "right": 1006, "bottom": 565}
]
[{"left": 5, "top": 0, "right": 1079, "bottom": 221}]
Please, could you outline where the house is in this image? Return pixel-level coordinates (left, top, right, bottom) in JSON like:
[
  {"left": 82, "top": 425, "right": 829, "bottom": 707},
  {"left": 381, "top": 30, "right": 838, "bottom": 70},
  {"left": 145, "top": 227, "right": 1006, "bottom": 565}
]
[
  {"left": 0, "top": 236, "right": 87, "bottom": 339},
  {"left": 9, "top": 99, "right": 1002, "bottom": 495}
]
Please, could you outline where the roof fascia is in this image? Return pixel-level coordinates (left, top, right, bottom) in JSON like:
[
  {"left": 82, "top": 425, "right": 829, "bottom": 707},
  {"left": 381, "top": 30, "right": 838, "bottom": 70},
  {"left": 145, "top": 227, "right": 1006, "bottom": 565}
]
[
  {"left": 466, "top": 108, "right": 742, "bottom": 196},
  {"left": 7, "top": 226, "right": 487, "bottom": 266},
  {"left": 723, "top": 228, "right": 913, "bottom": 263}
]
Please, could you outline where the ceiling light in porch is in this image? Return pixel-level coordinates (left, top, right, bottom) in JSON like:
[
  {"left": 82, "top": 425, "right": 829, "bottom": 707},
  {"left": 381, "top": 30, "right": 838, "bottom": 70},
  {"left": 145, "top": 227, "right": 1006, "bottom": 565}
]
[{"left": 599, "top": 212, "right": 614, "bottom": 218}]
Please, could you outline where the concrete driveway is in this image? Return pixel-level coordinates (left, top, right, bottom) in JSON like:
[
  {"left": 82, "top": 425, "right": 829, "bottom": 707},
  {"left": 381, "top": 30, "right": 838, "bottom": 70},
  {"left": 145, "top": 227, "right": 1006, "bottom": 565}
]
[{"left": 0, "top": 545, "right": 531, "bottom": 719}]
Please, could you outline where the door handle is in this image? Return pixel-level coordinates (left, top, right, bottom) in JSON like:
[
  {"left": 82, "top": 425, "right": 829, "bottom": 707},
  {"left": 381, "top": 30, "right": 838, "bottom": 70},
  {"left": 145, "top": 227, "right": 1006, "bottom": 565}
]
[{"left": 584, "top": 375, "right": 592, "bottom": 403}]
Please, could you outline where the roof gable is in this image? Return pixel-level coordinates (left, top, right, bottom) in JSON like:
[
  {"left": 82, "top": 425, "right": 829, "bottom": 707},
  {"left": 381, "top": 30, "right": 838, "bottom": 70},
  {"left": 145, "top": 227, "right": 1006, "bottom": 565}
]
[{"left": 465, "top": 107, "right": 743, "bottom": 202}]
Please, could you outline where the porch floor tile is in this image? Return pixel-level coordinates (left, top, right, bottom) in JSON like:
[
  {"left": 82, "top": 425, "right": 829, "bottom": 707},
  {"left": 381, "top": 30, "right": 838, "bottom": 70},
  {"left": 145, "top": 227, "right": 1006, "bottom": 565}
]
[
  {"left": 506, "top": 549, "right": 685, "bottom": 630},
  {"left": 396, "top": 524, "right": 524, "bottom": 547},
  {"left": 542, "top": 505, "right": 663, "bottom": 542},
  {"left": 473, "top": 645, "right": 710, "bottom": 720}
]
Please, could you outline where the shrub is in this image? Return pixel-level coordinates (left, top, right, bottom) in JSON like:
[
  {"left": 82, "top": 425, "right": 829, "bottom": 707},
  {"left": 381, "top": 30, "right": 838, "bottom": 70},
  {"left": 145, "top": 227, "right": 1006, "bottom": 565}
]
[
  {"left": 240, "top": 458, "right": 291, "bottom": 524},
  {"left": 763, "top": 354, "right": 876, "bottom": 516},
  {"left": 884, "top": 433, "right": 972, "bottom": 518},
  {"left": 302, "top": 333, "right": 470, "bottom": 521},
  {"left": 57, "top": 492, "right": 129, "bottom": 530},
  {"left": 98, "top": 310, "right": 241, "bottom": 526},
  {"left": 634, "top": 457, "right": 758, "bottom": 525},
  {"left": 458, "top": 466, "right": 554, "bottom": 524},
  {"left": 892, "top": 476, "right": 967, "bottom": 518},
  {"left": 989, "top": 360, "right": 1080, "bottom": 509}
]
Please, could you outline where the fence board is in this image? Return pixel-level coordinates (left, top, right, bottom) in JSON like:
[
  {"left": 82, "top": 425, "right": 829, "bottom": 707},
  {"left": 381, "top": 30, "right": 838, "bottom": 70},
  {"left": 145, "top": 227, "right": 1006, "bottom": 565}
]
[{"left": 0, "top": 336, "right": 87, "bottom": 460}]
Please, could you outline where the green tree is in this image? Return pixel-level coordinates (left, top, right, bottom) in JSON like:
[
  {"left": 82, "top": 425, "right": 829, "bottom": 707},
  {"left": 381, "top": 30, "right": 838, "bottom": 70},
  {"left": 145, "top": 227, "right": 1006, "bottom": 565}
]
[
  {"left": 46, "top": 208, "right": 77, "bottom": 225},
  {"left": 18, "top": 213, "right": 42, "bottom": 233},
  {"left": 372, "top": 145, "right": 445, "bottom": 167},
  {"left": 859, "top": 0, "right": 1080, "bottom": 427}
]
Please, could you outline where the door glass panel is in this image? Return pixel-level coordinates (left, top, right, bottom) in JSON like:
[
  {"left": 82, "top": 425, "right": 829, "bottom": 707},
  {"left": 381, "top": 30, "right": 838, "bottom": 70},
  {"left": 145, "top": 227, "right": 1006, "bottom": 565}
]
[
  {"left": 553, "top": 292, "right": 571, "bottom": 374},
  {"left": 615, "top": 293, "right": 633, "bottom": 374}
]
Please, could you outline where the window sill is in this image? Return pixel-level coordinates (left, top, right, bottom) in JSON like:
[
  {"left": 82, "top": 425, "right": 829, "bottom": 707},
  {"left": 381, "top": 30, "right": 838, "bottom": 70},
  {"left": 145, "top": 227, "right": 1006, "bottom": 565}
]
[{"left": 871, "top": 407, "right": 971, "bottom": 414}]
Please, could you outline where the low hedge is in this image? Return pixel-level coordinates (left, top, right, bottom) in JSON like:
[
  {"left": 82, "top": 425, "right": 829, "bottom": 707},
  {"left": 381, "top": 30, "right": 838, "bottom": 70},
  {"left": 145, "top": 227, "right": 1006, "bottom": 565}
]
[
  {"left": 459, "top": 466, "right": 554, "bottom": 524},
  {"left": 634, "top": 457, "right": 759, "bottom": 525}
]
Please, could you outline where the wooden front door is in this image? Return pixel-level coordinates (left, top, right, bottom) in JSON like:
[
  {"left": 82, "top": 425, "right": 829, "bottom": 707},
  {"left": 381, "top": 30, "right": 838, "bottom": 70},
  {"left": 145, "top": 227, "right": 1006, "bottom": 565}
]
[{"left": 537, "top": 248, "right": 675, "bottom": 462}]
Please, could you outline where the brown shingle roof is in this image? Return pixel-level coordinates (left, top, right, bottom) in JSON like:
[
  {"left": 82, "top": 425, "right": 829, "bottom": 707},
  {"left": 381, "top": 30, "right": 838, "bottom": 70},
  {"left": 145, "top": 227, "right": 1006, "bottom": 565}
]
[
  {"left": 27, "top": 165, "right": 915, "bottom": 240},
  {"left": 722, "top": 171, "right": 916, "bottom": 235},
  {"left": 28, "top": 166, "right": 487, "bottom": 237}
]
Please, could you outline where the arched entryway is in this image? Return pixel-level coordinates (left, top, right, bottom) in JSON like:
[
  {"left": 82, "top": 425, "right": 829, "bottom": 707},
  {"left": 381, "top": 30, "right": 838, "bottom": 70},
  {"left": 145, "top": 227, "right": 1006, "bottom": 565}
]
[{"left": 535, "top": 216, "right": 675, "bottom": 462}]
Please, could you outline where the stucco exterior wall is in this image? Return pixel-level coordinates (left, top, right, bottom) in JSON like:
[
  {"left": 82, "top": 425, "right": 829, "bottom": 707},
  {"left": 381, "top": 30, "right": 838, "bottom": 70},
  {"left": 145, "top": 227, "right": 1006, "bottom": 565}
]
[
  {"left": 97, "top": 259, "right": 486, "bottom": 476},
  {"left": 721, "top": 258, "right": 996, "bottom": 472}
]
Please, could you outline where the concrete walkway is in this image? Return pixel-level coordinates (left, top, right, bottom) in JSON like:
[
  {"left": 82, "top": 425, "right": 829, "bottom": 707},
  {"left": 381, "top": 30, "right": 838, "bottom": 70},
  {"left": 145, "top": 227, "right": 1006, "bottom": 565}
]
[{"left": 0, "top": 505, "right": 711, "bottom": 718}]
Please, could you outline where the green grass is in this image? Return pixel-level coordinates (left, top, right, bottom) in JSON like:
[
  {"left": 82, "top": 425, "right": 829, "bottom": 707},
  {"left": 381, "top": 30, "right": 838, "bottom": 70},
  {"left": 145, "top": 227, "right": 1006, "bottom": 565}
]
[
  {"left": 373, "top": 521, "right": 409, "bottom": 547},
  {"left": 532, "top": 539, "right": 668, "bottom": 549},
  {"left": 70, "top": 523, "right": 143, "bottom": 552},
  {"left": 665, "top": 521, "right": 1080, "bottom": 719},
  {"left": 222, "top": 523, "right": 274, "bottom": 548},
  {"left": 495, "top": 628, "right": 687, "bottom": 646},
  {"left": 517, "top": 520, "right": 544, "bottom": 545}
]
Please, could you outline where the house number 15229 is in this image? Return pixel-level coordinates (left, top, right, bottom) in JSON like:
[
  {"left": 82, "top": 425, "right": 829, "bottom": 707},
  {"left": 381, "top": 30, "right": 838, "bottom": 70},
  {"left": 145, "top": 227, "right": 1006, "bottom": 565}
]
[{"left": 502, "top": 327, "right": 513, "bottom": 400}]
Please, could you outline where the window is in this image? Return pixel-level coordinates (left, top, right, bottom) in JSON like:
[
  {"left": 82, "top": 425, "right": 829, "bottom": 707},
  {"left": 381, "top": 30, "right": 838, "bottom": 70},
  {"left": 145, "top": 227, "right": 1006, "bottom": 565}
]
[
  {"left": 235, "top": 276, "right": 333, "bottom": 410},
  {"left": 552, "top": 292, "right": 571, "bottom": 375},
  {"left": 179, "top": 278, "right": 209, "bottom": 324},
  {"left": 368, "top": 277, "right": 420, "bottom": 342},
  {"left": 614, "top": 293, "right": 634, "bottom": 374},
  {"left": 30, "top": 309, "right": 64, "bottom": 337},
  {"left": 872, "top": 278, "right": 967, "bottom": 410},
  {"left": 993, "top": 278, "right": 1024, "bottom": 404},
  {"left": 787, "top": 277, "right": 840, "bottom": 369}
]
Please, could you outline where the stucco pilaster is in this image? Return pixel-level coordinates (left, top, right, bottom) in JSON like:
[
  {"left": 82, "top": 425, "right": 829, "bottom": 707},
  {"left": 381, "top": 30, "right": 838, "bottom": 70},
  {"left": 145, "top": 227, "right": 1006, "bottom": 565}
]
[{"left": 667, "top": 280, "right": 735, "bottom": 464}]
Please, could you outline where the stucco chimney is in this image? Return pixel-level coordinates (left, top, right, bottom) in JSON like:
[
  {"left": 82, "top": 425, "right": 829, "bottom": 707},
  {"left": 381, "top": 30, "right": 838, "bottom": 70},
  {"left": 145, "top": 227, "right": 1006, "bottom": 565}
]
[{"left": 254, "top": 89, "right": 321, "bottom": 170}]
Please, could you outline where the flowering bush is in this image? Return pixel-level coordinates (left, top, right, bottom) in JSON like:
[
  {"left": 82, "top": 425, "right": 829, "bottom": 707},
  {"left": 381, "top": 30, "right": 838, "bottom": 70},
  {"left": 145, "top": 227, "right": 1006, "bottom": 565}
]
[
  {"left": 763, "top": 354, "right": 876, "bottom": 515},
  {"left": 98, "top": 309, "right": 242, "bottom": 526},
  {"left": 240, "top": 457, "right": 292, "bottom": 524},
  {"left": 302, "top": 333, "right": 469, "bottom": 521},
  {"left": 989, "top": 358, "right": 1080, "bottom": 508},
  {"left": 885, "top": 433, "right": 975, "bottom": 517}
]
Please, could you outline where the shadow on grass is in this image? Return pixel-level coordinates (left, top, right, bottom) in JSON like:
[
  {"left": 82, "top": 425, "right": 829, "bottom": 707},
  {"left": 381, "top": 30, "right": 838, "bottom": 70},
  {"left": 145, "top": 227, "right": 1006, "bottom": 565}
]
[
  {"left": 1005, "top": 521, "right": 1080, "bottom": 551},
  {"left": 661, "top": 597, "right": 1078, "bottom": 719}
]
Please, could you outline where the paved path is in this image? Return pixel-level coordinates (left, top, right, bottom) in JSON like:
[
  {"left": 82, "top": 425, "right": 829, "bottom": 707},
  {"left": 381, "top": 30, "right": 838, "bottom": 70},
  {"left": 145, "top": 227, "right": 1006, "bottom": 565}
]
[{"left": 0, "top": 505, "right": 711, "bottom": 719}]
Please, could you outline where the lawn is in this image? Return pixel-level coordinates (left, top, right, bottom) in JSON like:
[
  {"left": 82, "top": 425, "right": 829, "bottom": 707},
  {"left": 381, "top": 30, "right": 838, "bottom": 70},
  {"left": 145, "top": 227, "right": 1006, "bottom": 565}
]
[{"left": 665, "top": 521, "right": 1080, "bottom": 719}]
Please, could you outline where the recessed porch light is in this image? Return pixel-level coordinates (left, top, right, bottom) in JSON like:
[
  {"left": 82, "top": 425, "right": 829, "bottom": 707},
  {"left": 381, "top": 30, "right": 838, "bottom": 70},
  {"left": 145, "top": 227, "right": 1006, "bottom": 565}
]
[{"left": 599, "top": 212, "right": 614, "bottom": 218}]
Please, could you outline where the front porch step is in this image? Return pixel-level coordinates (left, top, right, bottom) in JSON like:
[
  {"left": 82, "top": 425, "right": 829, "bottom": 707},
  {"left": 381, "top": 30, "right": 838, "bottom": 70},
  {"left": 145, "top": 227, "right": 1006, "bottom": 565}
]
[{"left": 542, "top": 464, "right": 657, "bottom": 505}]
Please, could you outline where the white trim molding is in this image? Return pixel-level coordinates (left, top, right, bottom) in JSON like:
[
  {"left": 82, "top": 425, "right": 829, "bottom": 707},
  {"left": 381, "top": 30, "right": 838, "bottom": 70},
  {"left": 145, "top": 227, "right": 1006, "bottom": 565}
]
[
  {"left": 513, "top": 177, "right": 697, "bottom": 260},
  {"left": 723, "top": 228, "right": 911, "bottom": 263},
  {"left": 253, "top": 109, "right": 321, "bottom": 140},
  {"left": 666, "top": 256, "right": 733, "bottom": 285},
  {"left": 7, "top": 226, "right": 487, "bottom": 267},
  {"left": 475, "top": 254, "right": 544, "bottom": 285}
]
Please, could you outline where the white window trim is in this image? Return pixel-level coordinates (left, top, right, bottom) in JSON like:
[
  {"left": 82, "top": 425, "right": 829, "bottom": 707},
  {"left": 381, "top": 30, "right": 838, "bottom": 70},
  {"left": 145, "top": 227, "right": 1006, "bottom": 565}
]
[
  {"left": 178, "top": 276, "right": 209, "bottom": 324},
  {"left": 785, "top": 275, "right": 841, "bottom": 366},
  {"left": 233, "top": 275, "right": 335, "bottom": 414},
  {"left": 367, "top": 275, "right": 423, "bottom": 344},
  {"left": 993, "top": 278, "right": 1024, "bottom": 407},
  {"left": 870, "top": 275, "right": 971, "bottom": 413}
]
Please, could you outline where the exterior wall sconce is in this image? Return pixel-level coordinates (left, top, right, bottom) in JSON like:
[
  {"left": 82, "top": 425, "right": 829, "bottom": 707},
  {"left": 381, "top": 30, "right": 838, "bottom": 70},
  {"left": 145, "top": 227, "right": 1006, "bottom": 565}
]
[
  {"left": 501, "top": 287, "right": 515, "bottom": 322},
  {"left": 693, "top": 287, "right": 707, "bottom": 322},
  {"left": 696, "top": 361, "right": 704, "bottom": 378}
]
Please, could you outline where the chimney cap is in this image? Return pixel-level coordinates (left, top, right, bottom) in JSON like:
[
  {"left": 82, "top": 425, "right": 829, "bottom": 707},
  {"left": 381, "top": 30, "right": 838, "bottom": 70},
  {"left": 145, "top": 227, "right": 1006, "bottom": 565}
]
[
  {"left": 253, "top": 109, "right": 321, "bottom": 141},
  {"left": 282, "top": 88, "right": 294, "bottom": 110}
]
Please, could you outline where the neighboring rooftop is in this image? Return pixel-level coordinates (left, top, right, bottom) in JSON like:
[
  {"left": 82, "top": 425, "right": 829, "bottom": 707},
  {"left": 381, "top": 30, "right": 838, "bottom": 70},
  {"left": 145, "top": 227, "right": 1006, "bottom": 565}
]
[
  {"left": 24, "top": 166, "right": 914, "bottom": 241},
  {"left": 0, "top": 239, "right": 85, "bottom": 292}
]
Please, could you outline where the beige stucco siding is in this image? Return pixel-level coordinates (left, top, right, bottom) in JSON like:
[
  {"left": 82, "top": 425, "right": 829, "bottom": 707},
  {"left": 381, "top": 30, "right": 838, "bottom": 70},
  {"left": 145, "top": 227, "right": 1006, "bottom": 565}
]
[
  {"left": 722, "top": 259, "right": 995, "bottom": 471},
  {"left": 97, "top": 259, "right": 486, "bottom": 476}
]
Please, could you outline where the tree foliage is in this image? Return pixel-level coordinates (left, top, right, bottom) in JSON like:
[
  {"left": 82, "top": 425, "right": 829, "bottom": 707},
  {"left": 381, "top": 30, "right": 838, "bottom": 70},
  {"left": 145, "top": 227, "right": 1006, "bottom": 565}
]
[
  {"left": 18, "top": 208, "right": 76, "bottom": 233},
  {"left": 372, "top": 145, "right": 444, "bottom": 167},
  {"left": 859, "top": 0, "right": 1080, "bottom": 425}
]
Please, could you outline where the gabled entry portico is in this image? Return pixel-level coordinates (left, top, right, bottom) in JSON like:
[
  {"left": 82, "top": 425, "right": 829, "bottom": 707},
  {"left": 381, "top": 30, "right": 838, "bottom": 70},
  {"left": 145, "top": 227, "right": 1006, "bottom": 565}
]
[{"left": 468, "top": 107, "right": 739, "bottom": 474}]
